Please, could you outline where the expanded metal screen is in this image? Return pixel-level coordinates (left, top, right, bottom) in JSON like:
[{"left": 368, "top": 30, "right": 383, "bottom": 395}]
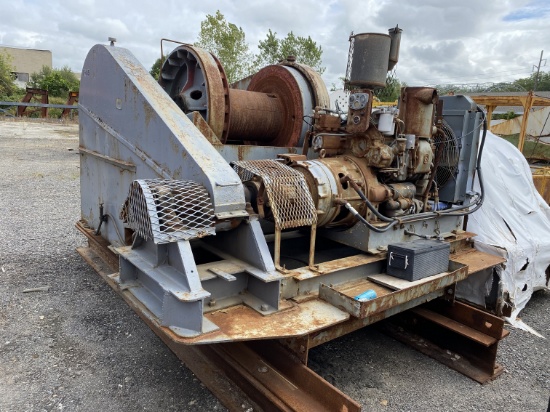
[
  {"left": 121, "top": 179, "right": 215, "bottom": 244},
  {"left": 232, "top": 160, "right": 317, "bottom": 230}
]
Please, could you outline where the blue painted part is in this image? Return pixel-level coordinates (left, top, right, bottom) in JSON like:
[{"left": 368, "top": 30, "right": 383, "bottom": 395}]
[{"left": 354, "top": 289, "right": 377, "bottom": 301}]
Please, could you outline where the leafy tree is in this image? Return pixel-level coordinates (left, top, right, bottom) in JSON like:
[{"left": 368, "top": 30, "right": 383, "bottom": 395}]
[
  {"left": 194, "top": 11, "right": 325, "bottom": 83},
  {"left": 514, "top": 71, "right": 550, "bottom": 91},
  {"left": 255, "top": 29, "right": 325, "bottom": 74},
  {"left": 0, "top": 52, "right": 17, "bottom": 97},
  {"left": 492, "top": 111, "right": 519, "bottom": 120},
  {"left": 150, "top": 56, "right": 165, "bottom": 80},
  {"left": 195, "top": 11, "right": 255, "bottom": 83},
  {"left": 339, "top": 71, "right": 402, "bottom": 102},
  {"left": 29, "top": 65, "right": 79, "bottom": 97},
  {"left": 374, "top": 72, "right": 402, "bottom": 102}
]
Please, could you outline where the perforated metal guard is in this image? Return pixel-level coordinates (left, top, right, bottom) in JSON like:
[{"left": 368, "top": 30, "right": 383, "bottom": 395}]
[
  {"left": 232, "top": 160, "right": 317, "bottom": 230},
  {"left": 121, "top": 179, "right": 215, "bottom": 244}
]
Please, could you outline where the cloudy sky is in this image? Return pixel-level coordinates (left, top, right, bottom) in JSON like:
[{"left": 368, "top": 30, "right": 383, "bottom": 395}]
[{"left": 2, "top": 0, "right": 549, "bottom": 89}]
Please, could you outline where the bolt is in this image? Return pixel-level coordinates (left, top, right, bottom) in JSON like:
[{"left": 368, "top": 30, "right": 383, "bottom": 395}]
[
  {"left": 286, "top": 55, "right": 296, "bottom": 62},
  {"left": 258, "top": 366, "right": 268, "bottom": 373},
  {"left": 260, "top": 304, "right": 269, "bottom": 311},
  {"left": 447, "top": 288, "right": 453, "bottom": 295},
  {"left": 208, "top": 299, "right": 216, "bottom": 307}
]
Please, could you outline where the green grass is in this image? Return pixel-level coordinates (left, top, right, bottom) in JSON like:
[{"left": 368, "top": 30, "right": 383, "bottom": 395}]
[
  {"left": 500, "top": 134, "right": 550, "bottom": 161},
  {"left": 0, "top": 94, "right": 78, "bottom": 119}
]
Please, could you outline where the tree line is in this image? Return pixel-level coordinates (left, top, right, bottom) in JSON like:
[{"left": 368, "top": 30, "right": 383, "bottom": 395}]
[
  {"left": 2, "top": 10, "right": 548, "bottom": 104},
  {"left": 150, "top": 11, "right": 324, "bottom": 84}
]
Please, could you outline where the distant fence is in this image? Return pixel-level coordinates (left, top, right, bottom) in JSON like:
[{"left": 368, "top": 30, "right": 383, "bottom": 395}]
[
  {"left": 0, "top": 88, "right": 78, "bottom": 119},
  {"left": 0, "top": 102, "right": 78, "bottom": 119}
]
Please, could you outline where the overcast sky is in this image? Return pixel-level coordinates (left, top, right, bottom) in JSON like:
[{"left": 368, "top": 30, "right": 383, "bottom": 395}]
[{"left": 2, "top": 0, "right": 549, "bottom": 89}]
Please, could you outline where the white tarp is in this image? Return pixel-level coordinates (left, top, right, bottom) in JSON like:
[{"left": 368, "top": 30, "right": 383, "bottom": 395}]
[{"left": 468, "top": 131, "right": 550, "bottom": 333}]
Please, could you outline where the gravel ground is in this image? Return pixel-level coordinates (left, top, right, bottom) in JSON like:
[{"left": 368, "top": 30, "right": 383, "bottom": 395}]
[{"left": 0, "top": 119, "right": 548, "bottom": 412}]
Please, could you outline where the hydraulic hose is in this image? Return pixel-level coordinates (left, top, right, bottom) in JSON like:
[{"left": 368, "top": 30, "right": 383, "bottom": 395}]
[
  {"left": 396, "top": 105, "right": 487, "bottom": 221},
  {"left": 335, "top": 199, "right": 398, "bottom": 233},
  {"left": 341, "top": 175, "right": 395, "bottom": 222}
]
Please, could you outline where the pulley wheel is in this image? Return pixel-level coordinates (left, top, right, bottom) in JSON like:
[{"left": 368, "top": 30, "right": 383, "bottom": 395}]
[{"left": 159, "top": 45, "right": 230, "bottom": 142}]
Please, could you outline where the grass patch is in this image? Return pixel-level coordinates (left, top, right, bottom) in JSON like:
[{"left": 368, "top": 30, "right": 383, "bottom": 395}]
[
  {"left": 500, "top": 133, "right": 550, "bottom": 161},
  {"left": 0, "top": 94, "right": 78, "bottom": 120}
]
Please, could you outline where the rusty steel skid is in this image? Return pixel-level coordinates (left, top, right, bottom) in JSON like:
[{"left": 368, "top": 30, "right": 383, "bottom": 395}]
[
  {"left": 77, "top": 221, "right": 503, "bottom": 349},
  {"left": 77, "top": 221, "right": 507, "bottom": 386},
  {"left": 380, "top": 300, "right": 510, "bottom": 384},
  {"left": 75, "top": 232, "right": 360, "bottom": 412}
]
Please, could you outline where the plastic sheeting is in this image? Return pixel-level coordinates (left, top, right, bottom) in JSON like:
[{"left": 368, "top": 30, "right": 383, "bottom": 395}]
[{"left": 467, "top": 131, "right": 550, "bottom": 331}]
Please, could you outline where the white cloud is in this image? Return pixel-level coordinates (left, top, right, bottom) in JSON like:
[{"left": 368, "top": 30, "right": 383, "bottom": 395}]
[{"left": 0, "top": 0, "right": 547, "bottom": 88}]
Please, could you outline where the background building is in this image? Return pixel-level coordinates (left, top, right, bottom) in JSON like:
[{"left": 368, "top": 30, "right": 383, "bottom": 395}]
[{"left": 0, "top": 45, "right": 52, "bottom": 87}]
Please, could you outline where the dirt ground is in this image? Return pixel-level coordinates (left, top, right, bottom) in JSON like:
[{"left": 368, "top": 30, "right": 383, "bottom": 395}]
[{"left": 0, "top": 119, "right": 548, "bottom": 411}]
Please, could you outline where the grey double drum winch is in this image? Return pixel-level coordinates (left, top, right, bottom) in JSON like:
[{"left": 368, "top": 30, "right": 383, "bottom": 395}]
[{"left": 78, "top": 27, "right": 491, "bottom": 344}]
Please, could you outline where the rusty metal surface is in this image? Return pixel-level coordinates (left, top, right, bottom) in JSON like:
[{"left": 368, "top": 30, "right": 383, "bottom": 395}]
[
  {"left": 291, "top": 253, "right": 384, "bottom": 280},
  {"left": 381, "top": 299, "right": 508, "bottom": 384},
  {"left": 411, "top": 307, "right": 497, "bottom": 347},
  {"left": 532, "top": 167, "right": 550, "bottom": 204},
  {"left": 191, "top": 111, "right": 222, "bottom": 145},
  {"left": 18, "top": 88, "right": 48, "bottom": 117},
  {"left": 77, "top": 213, "right": 501, "bottom": 355},
  {"left": 232, "top": 160, "right": 317, "bottom": 230},
  {"left": 187, "top": 300, "right": 349, "bottom": 344},
  {"left": 61, "top": 91, "right": 79, "bottom": 118},
  {"left": 451, "top": 248, "right": 506, "bottom": 274},
  {"left": 287, "top": 289, "right": 445, "bottom": 355},
  {"left": 159, "top": 45, "right": 228, "bottom": 140},
  {"left": 283, "top": 245, "right": 498, "bottom": 354},
  {"left": 76, "top": 220, "right": 119, "bottom": 271},
  {"left": 76, "top": 245, "right": 260, "bottom": 411},
  {"left": 79, "top": 44, "right": 247, "bottom": 235},
  {"left": 248, "top": 65, "right": 306, "bottom": 147},
  {"left": 120, "top": 179, "right": 215, "bottom": 243},
  {"left": 227, "top": 88, "right": 284, "bottom": 142},
  {"left": 281, "top": 61, "right": 330, "bottom": 110},
  {"left": 421, "top": 299, "right": 507, "bottom": 340},
  {"left": 320, "top": 262, "right": 468, "bottom": 319},
  {"left": 215, "top": 341, "right": 361, "bottom": 412},
  {"left": 77, "top": 240, "right": 360, "bottom": 411},
  {"left": 398, "top": 87, "right": 437, "bottom": 139}
]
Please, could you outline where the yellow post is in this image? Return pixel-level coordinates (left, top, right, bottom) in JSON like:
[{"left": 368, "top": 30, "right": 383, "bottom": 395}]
[
  {"left": 518, "top": 92, "right": 534, "bottom": 153},
  {"left": 486, "top": 105, "right": 495, "bottom": 130}
]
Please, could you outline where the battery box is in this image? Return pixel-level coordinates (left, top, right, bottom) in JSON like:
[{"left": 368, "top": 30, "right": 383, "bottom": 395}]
[{"left": 386, "top": 239, "right": 450, "bottom": 281}]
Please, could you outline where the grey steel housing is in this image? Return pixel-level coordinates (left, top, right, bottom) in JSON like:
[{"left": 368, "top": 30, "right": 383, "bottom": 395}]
[{"left": 79, "top": 43, "right": 485, "bottom": 340}]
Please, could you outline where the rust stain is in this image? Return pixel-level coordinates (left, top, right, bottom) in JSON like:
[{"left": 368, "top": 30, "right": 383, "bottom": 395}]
[
  {"left": 246, "top": 65, "right": 305, "bottom": 147},
  {"left": 532, "top": 170, "right": 550, "bottom": 203},
  {"left": 451, "top": 249, "right": 505, "bottom": 274},
  {"left": 291, "top": 254, "right": 385, "bottom": 280},
  {"left": 398, "top": 87, "right": 438, "bottom": 138}
]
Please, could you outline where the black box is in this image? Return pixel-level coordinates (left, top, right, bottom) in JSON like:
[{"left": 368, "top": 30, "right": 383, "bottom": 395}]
[{"left": 387, "top": 239, "right": 450, "bottom": 281}]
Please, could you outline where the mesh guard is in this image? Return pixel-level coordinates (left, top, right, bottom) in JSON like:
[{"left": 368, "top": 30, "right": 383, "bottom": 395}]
[
  {"left": 232, "top": 160, "right": 317, "bottom": 230},
  {"left": 121, "top": 179, "right": 215, "bottom": 244}
]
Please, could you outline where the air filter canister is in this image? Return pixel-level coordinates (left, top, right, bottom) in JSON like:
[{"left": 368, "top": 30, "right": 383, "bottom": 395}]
[{"left": 349, "top": 33, "right": 391, "bottom": 88}]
